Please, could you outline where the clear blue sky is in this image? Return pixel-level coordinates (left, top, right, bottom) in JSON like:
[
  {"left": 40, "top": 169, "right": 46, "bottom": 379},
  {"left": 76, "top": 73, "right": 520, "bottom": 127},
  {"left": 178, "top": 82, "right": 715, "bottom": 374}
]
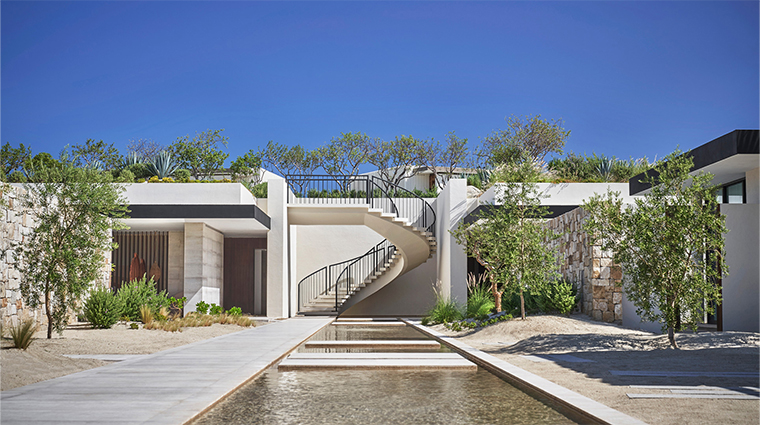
[{"left": 2, "top": 1, "right": 758, "bottom": 167}]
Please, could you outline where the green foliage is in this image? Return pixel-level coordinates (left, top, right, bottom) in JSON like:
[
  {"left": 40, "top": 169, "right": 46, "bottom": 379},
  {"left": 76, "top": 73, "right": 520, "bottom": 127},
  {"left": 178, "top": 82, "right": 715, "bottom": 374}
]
[
  {"left": 23, "top": 153, "right": 62, "bottom": 182},
  {"left": 230, "top": 150, "right": 263, "bottom": 182},
  {"left": 423, "top": 296, "right": 463, "bottom": 325},
  {"left": 317, "top": 132, "right": 371, "bottom": 185},
  {"left": 478, "top": 115, "right": 569, "bottom": 168},
  {"left": 10, "top": 318, "right": 37, "bottom": 350},
  {"left": 548, "top": 152, "right": 651, "bottom": 183},
  {"left": 8, "top": 170, "right": 26, "bottom": 183},
  {"left": 242, "top": 181, "right": 268, "bottom": 198},
  {"left": 444, "top": 312, "right": 512, "bottom": 331},
  {"left": 541, "top": 280, "right": 577, "bottom": 315},
  {"left": 169, "top": 129, "right": 229, "bottom": 180},
  {"left": 130, "top": 323, "right": 139, "bottom": 330},
  {"left": 227, "top": 306, "right": 242, "bottom": 316},
  {"left": 13, "top": 158, "right": 129, "bottom": 338},
  {"left": 139, "top": 305, "right": 154, "bottom": 324},
  {"left": 1, "top": 142, "right": 32, "bottom": 176},
  {"left": 116, "top": 169, "right": 135, "bottom": 183},
  {"left": 259, "top": 141, "right": 320, "bottom": 194},
  {"left": 195, "top": 301, "right": 209, "bottom": 315},
  {"left": 466, "top": 274, "right": 495, "bottom": 320},
  {"left": 146, "top": 151, "right": 179, "bottom": 179},
  {"left": 209, "top": 303, "right": 223, "bottom": 315},
  {"left": 125, "top": 163, "right": 151, "bottom": 179},
  {"left": 173, "top": 168, "right": 192, "bottom": 182},
  {"left": 71, "top": 139, "right": 122, "bottom": 171},
  {"left": 84, "top": 286, "right": 123, "bottom": 329},
  {"left": 424, "top": 131, "right": 469, "bottom": 190},
  {"left": 115, "top": 276, "right": 169, "bottom": 321},
  {"left": 582, "top": 150, "right": 727, "bottom": 348},
  {"left": 452, "top": 162, "right": 561, "bottom": 320},
  {"left": 366, "top": 135, "right": 427, "bottom": 188}
]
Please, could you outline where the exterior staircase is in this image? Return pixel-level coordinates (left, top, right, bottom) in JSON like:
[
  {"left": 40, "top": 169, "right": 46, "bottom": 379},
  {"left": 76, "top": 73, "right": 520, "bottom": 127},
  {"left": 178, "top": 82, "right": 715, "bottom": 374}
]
[{"left": 287, "top": 175, "right": 436, "bottom": 314}]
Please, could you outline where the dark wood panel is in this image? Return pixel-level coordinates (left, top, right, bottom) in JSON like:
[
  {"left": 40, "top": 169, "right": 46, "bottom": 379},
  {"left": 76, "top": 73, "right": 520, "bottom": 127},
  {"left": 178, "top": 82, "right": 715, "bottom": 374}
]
[
  {"left": 112, "top": 231, "right": 168, "bottom": 293},
  {"left": 224, "top": 238, "right": 255, "bottom": 314}
]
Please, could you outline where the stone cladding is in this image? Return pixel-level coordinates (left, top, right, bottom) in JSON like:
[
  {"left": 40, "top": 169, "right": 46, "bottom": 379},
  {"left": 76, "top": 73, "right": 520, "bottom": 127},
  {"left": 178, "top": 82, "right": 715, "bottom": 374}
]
[{"left": 546, "top": 207, "right": 623, "bottom": 324}]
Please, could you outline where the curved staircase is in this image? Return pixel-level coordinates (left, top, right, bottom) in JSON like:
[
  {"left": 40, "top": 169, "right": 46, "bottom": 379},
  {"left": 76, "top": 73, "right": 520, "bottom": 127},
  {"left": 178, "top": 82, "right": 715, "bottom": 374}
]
[{"left": 287, "top": 175, "right": 436, "bottom": 314}]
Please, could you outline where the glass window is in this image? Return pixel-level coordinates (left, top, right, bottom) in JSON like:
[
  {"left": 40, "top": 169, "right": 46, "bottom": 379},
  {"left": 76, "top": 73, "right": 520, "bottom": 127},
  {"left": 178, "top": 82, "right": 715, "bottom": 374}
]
[{"left": 726, "top": 181, "right": 744, "bottom": 204}]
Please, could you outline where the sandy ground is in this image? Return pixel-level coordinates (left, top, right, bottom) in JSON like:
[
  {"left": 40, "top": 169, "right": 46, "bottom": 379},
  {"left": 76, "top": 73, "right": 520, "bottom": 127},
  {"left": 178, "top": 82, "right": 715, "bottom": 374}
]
[
  {"left": 1, "top": 320, "right": 268, "bottom": 391},
  {"left": 434, "top": 313, "right": 760, "bottom": 425}
]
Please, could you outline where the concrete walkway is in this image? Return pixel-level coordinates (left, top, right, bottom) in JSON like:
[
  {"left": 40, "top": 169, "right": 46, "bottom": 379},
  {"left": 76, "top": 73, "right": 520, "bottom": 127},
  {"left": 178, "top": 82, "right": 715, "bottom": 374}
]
[{"left": 1, "top": 317, "right": 332, "bottom": 425}]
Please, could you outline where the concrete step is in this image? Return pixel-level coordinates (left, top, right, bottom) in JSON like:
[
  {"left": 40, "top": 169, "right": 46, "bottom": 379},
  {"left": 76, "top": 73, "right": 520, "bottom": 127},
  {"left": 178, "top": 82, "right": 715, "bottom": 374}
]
[
  {"left": 278, "top": 357, "right": 476, "bottom": 371},
  {"left": 303, "top": 340, "right": 441, "bottom": 350}
]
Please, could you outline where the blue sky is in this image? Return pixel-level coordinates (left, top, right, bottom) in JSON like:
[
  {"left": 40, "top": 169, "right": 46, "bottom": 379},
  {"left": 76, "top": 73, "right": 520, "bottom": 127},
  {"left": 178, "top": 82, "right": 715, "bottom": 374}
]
[{"left": 2, "top": 1, "right": 758, "bottom": 167}]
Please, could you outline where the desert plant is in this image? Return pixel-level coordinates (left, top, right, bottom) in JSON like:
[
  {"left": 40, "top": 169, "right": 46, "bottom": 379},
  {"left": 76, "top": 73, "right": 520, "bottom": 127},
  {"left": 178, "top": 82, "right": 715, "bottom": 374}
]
[
  {"left": 84, "top": 286, "right": 122, "bottom": 329},
  {"left": 423, "top": 295, "right": 463, "bottom": 325},
  {"left": 195, "top": 301, "right": 209, "bottom": 315},
  {"left": 466, "top": 273, "right": 495, "bottom": 320},
  {"left": 226, "top": 306, "right": 242, "bottom": 316},
  {"left": 10, "top": 318, "right": 37, "bottom": 350},
  {"left": 209, "top": 303, "right": 223, "bottom": 315},
  {"left": 130, "top": 323, "right": 139, "bottom": 330},
  {"left": 146, "top": 151, "right": 178, "bottom": 179},
  {"left": 157, "top": 307, "right": 170, "bottom": 321},
  {"left": 139, "top": 305, "right": 154, "bottom": 324}
]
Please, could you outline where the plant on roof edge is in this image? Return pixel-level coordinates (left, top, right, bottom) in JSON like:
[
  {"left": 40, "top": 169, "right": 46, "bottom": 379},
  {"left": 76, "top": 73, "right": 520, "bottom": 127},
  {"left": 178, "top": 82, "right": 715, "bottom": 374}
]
[{"left": 146, "top": 151, "right": 179, "bottom": 179}]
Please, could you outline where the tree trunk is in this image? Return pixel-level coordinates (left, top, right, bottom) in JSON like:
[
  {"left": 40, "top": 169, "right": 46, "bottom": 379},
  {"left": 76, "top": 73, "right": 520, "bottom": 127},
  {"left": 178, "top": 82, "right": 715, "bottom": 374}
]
[
  {"left": 667, "top": 326, "right": 679, "bottom": 349},
  {"left": 520, "top": 288, "right": 526, "bottom": 320},
  {"left": 45, "top": 290, "right": 52, "bottom": 339},
  {"left": 494, "top": 290, "right": 502, "bottom": 314}
]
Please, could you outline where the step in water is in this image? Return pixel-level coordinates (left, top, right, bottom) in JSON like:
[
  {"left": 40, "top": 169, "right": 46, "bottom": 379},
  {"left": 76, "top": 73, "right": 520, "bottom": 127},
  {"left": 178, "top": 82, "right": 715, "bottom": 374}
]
[
  {"left": 304, "top": 340, "right": 440, "bottom": 350},
  {"left": 279, "top": 352, "right": 476, "bottom": 371},
  {"left": 331, "top": 322, "right": 407, "bottom": 327}
]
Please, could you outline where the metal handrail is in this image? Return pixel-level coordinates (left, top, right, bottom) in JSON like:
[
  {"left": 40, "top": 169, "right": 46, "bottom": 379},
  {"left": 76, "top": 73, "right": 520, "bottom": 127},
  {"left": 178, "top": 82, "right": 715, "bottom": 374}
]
[{"left": 290, "top": 174, "right": 436, "bottom": 312}]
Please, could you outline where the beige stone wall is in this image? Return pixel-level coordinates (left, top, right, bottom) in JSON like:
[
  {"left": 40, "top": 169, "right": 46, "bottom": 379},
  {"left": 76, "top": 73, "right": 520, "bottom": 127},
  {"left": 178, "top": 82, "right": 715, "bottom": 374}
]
[
  {"left": 546, "top": 208, "right": 622, "bottom": 324},
  {"left": 0, "top": 185, "right": 45, "bottom": 330}
]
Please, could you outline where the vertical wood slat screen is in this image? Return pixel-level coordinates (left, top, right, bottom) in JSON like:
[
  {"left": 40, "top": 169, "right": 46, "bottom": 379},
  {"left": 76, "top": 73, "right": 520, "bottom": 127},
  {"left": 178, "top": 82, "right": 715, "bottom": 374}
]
[{"left": 111, "top": 231, "right": 169, "bottom": 293}]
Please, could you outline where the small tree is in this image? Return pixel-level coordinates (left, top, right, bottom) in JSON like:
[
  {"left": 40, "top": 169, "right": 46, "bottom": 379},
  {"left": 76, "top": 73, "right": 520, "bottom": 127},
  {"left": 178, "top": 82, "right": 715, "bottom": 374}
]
[
  {"left": 582, "top": 151, "right": 727, "bottom": 348},
  {"left": 478, "top": 114, "right": 569, "bottom": 167},
  {"left": 258, "top": 141, "right": 320, "bottom": 194},
  {"left": 452, "top": 162, "right": 560, "bottom": 319},
  {"left": 367, "top": 135, "right": 426, "bottom": 188},
  {"left": 169, "top": 129, "right": 229, "bottom": 180},
  {"left": 126, "top": 138, "right": 164, "bottom": 162},
  {"left": 13, "top": 157, "right": 129, "bottom": 338},
  {"left": 70, "top": 139, "right": 122, "bottom": 171},
  {"left": 318, "top": 132, "right": 371, "bottom": 189},
  {"left": 1, "top": 142, "right": 32, "bottom": 177},
  {"left": 230, "top": 150, "right": 263, "bottom": 184},
  {"left": 423, "top": 131, "right": 469, "bottom": 190}
]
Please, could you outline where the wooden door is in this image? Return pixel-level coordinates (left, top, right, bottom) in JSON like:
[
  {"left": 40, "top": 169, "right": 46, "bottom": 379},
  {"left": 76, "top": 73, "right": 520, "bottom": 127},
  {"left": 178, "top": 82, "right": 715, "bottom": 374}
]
[{"left": 223, "top": 238, "right": 255, "bottom": 314}]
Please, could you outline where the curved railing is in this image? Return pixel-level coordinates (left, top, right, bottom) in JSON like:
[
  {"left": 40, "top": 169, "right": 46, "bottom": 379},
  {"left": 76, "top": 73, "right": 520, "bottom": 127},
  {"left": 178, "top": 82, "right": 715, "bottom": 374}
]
[{"left": 290, "top": 174, "right": 436, "bottom": 312}]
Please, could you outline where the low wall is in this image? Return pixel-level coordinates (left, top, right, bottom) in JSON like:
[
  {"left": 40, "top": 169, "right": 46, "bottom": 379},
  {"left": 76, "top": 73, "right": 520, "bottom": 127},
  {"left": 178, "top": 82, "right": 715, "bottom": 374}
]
[{"left": 546, "top": 208, "right": 622, "bottom": 324}]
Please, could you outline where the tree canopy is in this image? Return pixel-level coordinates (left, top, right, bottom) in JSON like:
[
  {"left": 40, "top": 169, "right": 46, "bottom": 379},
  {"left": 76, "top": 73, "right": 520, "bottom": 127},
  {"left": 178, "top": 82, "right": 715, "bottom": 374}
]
[
  {"left": 479, "top": 114, "right": 569, "bottom": 168},
  {"left": 169, "top": 129, "right": 229, "bottom": 180},
  {"left": 582, "top": 151, "right": 727, "bottom": 348}
]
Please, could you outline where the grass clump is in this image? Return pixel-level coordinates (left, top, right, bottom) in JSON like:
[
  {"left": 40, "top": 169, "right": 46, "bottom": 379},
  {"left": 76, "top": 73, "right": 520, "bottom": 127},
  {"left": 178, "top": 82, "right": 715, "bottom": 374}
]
[
  {"left": 84, "top": 286, "right": 122, "bottom": 329},
  {"left": 139, "top": 305, "right": 154, "bottom": 324},
  {"left": 466, "top": 273, "right": 495, "bottom": 320},
  {"left": 10, "top": 318, "right": 37, "bottom": 350},
  {"left": 421, "top": 295, "right": 463, "bottom": 326}
]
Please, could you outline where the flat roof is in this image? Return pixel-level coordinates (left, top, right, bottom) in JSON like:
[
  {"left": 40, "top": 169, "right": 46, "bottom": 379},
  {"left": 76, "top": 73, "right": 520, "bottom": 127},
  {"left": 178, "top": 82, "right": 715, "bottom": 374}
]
[{"left": 629, "top": 130, "right": 759, "bottom": 195}]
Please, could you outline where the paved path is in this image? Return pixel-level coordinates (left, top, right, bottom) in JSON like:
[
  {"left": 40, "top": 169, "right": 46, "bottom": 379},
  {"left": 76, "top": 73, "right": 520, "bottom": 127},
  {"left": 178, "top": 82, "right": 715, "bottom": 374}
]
[{"left": 1, "top": 317, "right": 332, "bottom": 425}]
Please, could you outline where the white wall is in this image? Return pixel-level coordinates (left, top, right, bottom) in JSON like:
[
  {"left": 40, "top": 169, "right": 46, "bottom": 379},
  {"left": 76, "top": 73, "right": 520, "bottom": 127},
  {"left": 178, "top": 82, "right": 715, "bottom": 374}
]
[
  {"left": 621, "top": 289, "right": 662, "bottom": 334},
  {"left": 721, "top": 204, "right": 760, "bottom": 332},
  {"left": 481, "top": 183, "right": 633, "bottom": 206},
  {"left": 183, "top": 223, "right": 224, "bottom": 313},
  {"left": 123, "top": 182, "right": 256, "bottom": 205},
  {"left": 266, "top": 177, "right": 290, "bottom": 318},
  {"left": 436, "top": 179, "right": 468, "bottom": 305},
  {"left": 746, "top": 167, "right": 759, "bottom": 204}
]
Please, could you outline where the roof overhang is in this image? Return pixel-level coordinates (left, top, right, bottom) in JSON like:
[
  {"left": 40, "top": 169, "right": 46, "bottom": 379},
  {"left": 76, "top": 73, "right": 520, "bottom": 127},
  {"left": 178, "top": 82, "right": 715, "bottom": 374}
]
[
  {"left": 630, "top": 130, "right": 759, "bottom": 195},
  {"left": 121, "top": 204, "right": 270, "bottom": 237}
]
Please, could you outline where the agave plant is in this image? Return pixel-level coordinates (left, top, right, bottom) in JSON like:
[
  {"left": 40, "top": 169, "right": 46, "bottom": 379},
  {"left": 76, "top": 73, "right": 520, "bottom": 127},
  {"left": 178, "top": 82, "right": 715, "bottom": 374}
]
[
  {"left": 146, "top": 151, "right": 178, "bottom": 179},
  {"left": 594, "top": 154, "right": 615, "bottom": 182},
  {"left": 122, "top": 152, "right": 143, "bottom": 169}
]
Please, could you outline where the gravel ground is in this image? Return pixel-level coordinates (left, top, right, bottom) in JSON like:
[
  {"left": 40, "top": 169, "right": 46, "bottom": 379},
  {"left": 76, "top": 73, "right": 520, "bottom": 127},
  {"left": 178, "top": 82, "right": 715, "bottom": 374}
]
[
  {"left": 1, "top": 320, "right": 268, "bottom": 391},
  {"left": 434, "top": 313, "right": 760, "bottom": 425}
]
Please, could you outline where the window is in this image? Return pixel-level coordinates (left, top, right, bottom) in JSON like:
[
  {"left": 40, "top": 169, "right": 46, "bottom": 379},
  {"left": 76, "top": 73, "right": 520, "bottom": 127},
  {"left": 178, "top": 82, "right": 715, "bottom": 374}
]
[{"left": 716, "top": 180, "right": 746, "bottom": 204}]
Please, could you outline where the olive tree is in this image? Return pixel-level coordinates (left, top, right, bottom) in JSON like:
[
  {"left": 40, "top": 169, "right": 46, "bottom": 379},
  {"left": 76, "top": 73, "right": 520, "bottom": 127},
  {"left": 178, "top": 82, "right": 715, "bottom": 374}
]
[
  {"left": 582, "top": 151, "right": 727, "bottom": 348},
  {"left": 478, "top": 114, "right": 569, "bottom": 167},
  {"left": 452, "top": 162, "right": 560, "bottom": 319},
  {"left": 169, "top": 129, "right": 229, "bottom": 180},
  {"left": 366, "top": 135, "right": 426, "bottom": 188},
  {"left": 317, "top": 132, "right": 371, "bottom": 189},
  {"left": 422, "top": 131, "right": 469, "bottom": 190},
  {"left": 13, "top": 157, "right": 129, "bottom": 338}
]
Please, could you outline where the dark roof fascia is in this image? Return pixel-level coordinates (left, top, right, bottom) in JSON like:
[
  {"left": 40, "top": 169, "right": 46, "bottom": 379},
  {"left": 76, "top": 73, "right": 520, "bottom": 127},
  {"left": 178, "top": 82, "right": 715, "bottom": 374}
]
[
  {"left": 629, "top": 130, "right": 759, "bottom": 195},
  {"left": 125, "top": 204, "right": 271, "bottom": 229},
  {"left": 464, "top": 204, "right": 578, "bottom": 225}
]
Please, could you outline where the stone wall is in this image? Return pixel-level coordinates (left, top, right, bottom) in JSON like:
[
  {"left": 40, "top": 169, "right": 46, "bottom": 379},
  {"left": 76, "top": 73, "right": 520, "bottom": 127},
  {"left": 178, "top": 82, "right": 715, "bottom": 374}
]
[
  {"left": 0, "top": 185, "right": 45, "bottom": 330},
  {"left": 546, "top": 207, "right": 623, "bottom": 324}
]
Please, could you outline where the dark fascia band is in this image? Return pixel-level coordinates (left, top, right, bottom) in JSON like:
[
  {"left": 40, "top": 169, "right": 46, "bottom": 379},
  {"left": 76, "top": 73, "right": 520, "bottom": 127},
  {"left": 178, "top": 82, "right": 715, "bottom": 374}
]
[
  {"left": 629, "top": 129, "right": 759, "bottom": 195},
  {"left": 125, "top": 204, "right": 271, "bottom": 229},
  {"left": 464, "top": 205, "right": 578, "bottom": 225}
]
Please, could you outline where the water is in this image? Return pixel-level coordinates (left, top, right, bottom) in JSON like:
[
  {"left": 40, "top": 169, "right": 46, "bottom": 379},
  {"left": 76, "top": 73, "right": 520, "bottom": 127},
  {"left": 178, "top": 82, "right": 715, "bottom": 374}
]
[{"left": 192, "top": 324, "right": 577, "bottom": 425}]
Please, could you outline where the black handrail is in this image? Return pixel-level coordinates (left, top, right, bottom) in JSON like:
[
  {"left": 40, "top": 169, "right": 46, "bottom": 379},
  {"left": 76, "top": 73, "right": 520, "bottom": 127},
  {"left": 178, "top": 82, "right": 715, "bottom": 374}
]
[{"left": 290, "top": 174, "right": 436, "bottom": 312}]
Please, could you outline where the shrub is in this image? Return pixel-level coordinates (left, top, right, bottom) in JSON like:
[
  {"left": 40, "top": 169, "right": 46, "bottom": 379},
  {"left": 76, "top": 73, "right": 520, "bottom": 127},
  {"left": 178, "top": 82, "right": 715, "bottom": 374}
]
[
  {"left": 227, "top": 306, "right": 242, "bottom": 316},
  {"left": 139, "top": 305, "right": 154, "bottom": 324},
  {"left": 209, "top": 303, "right": 223, "bottom": 315},
  {"left": 539, "top": 280, "right": 577, "bottom": 315},
  {"left": 130, "top": 323, "right": 139, "bottom": 330},
  {"left": 115, "top": 276, "right": 170, "bottom": 320},
  {"left": 10, "top": 318, "right": 37, "bottom": 350},
  {"left": 117, "top": 169, "right": 135, "bottom": 183},
  {"left": 173, "top": 168, "right": 192, "bottom": 182},
  {"left": 195, "top": 301, "right": 209, "bottom": 315},
  {"left": 423, "top": 296, "right": 463, "bottom": 325},
  {"left": 466, "top": 273, "right": 494, "bottom": 320},
  {"left": 84, "top": 286, "right": 122, "bottom": 329}
]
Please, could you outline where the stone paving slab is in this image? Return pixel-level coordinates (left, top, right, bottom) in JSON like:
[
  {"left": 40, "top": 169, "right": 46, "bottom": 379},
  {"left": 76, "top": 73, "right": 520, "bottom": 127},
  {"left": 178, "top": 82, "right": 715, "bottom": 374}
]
[
  {"left": 278, "top": 358, "right": 477, "bottom": 371},
  {"left": 62, "top": 354, "right": 149, "bottom": 362},
  {"left": 610, "top": 370, "right": 759, "bottom": 378},
  {"left": 304, "top": 340, "right": 440, "bottom": 349},
  {"left": 1, "top": 317, "right": 332, "bottom": 425}
]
